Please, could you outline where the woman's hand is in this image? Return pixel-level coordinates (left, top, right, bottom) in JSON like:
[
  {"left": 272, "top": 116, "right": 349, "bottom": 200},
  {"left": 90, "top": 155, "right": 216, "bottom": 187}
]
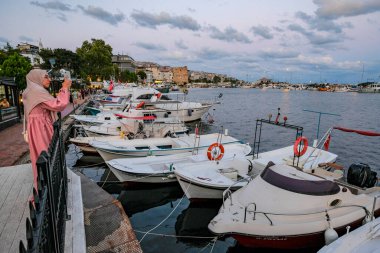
[{"left": 62, "top": 78, "right": 72, "bottom": 90}]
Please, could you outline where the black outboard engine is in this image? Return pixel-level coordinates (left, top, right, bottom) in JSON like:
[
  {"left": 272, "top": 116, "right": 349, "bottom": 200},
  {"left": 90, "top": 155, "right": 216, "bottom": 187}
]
[{"left": 347, "top": 163, "right": 377, "bottom": 188}]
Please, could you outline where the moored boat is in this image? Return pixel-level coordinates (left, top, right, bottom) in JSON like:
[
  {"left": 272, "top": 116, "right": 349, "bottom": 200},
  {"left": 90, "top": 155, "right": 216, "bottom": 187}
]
[
  {"left": 90, "top": 133, "right": 244, "bottom": 161},
  {"left": 106, "top": 142, "right": 252, "bottom": 184},
  {"left": 208, "top": 162, "right": 380, "bottom": 249}
]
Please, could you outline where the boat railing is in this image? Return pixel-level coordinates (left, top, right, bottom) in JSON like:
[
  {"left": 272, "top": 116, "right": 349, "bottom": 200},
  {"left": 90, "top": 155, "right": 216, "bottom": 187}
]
[
  {"left": 239, "top": 204, "right": 370, "bottom": 227},
  {"left": 222, "top": 176, "right": 253, "bottom": 208},
  {"left": 302, "top": 127, "right": 333, "bottom": 170},
  {"left": 222, "top": 189, "right": 233, "bottom": 208},
  {"left": 244, "top": 203, "right": 257, "bottom": 223}
]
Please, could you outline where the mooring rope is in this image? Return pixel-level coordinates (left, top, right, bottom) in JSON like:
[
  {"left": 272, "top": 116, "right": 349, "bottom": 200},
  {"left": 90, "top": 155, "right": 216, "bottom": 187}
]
[{"left": 138, "top": 182, "right": 191, "bottom": 243}]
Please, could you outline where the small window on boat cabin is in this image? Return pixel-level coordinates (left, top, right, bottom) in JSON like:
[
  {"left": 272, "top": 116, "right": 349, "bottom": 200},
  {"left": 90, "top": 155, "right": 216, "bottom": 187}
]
[
  {"left": 135, "top": 146, "right": 150, "bottom": 150},
  {"left": 136, "top": 94, "right": 154, "bottom": 100},
  {"left": 328, "top": 199, "right": 342, "bottom": 207},
  {"left": 156, "top": 145, "right": 173, "bottom": 149},
  {"left": 160, "top": 95, "right": 171, "bottom": 100}
]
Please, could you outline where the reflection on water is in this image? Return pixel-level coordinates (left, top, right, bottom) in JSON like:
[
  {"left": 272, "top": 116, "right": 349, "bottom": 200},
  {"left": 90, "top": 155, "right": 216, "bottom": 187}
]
[
  {"left": 67, "top": 88, "right": 380, "bottom": 253},
  {"left": 175, "top": 202, "right": 221, "bottom": 247},
  {"left": 117, "top": 184, "right": 183, "bottom": 217}
]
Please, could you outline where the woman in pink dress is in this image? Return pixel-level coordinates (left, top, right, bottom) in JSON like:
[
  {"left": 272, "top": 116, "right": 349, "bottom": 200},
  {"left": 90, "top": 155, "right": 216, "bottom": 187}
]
[{"left": 23, "top": 69, "right": 71, "bottom": 190}]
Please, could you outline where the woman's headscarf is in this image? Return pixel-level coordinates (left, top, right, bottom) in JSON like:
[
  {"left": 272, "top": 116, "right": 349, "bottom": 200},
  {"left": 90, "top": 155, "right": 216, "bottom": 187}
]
[{"left": 22, "top": 69, "right": 55, "bottom": 117}]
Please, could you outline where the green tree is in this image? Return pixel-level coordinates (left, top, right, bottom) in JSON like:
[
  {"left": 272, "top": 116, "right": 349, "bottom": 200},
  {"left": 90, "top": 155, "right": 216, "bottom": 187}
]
[
  {"left": 76, "top": 39, "right": 113, "bottom": 81},
  {"left": 213, "top": 75, "right": 221, "bottom": 83},
  {"left": 137, "top": 70, "right": 147, "bottom": 81},
  {"left": 0, "top": 43, "right": 19, "bottom": 65},
  {"left": 0, "top": 52, "right": 32, "bottom": 90},
  {"left": 39, "top": 48, "right": 81, "bottom": 77},
  {"left": 120, "top": 70, "right": 137, "bottom": 83}
]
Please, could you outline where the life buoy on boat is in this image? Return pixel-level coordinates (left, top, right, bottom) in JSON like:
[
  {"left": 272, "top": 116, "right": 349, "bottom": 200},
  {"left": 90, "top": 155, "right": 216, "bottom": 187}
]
[
  {"left": 293, "top": 136, "right": 308, "bottom": 157},
  {"left": 207, "top": 143, "right": 225, "bottom": 160}
]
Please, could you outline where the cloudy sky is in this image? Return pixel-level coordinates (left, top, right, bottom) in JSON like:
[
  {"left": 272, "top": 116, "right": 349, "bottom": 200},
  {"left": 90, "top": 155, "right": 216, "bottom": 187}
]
[{"left": 1, "top": 0, "right": 380, "bottom": 83}]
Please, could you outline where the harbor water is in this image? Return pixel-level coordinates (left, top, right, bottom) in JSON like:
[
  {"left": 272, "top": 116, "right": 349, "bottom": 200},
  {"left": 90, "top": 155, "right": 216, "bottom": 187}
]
[{"left": 66, "top": 88, "right": 380, "bottom": 252}]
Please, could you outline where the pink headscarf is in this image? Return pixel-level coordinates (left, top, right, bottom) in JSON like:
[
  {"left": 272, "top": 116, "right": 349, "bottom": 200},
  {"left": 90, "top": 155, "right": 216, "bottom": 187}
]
[{"left": 22, "top": 69, "right": 55, "bottom": 117}]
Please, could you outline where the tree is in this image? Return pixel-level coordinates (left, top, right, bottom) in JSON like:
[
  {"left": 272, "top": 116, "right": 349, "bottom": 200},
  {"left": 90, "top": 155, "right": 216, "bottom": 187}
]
[
  {"left": 0, "top": 52, "right": 32, "bottom": 90},
  {"left": 0, "top": 42, "right": 20, "bottom": 65},
  {"left": 120, "top": 70, "right": 137, "bottom": 83},
  {"left": 76, "top": 39, "right": 113, "bottom": 81},
  {"left": 213, "top": 75, "right": 221, "bottom": 83},
  {"left": 39, "top": 48, "right": 81, "bottom": 77},
  {"left": 137, "top": 70, "right": 147, "bottom": 82}
]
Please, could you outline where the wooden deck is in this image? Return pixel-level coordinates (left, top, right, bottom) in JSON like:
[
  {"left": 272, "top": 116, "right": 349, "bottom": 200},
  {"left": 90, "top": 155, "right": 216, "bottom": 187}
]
[
  {"left": 0, "top": 164, "right": 86, "bottom": 253},
  {"left": 0, "top": 164, "right": 32, "bottom": 253}
]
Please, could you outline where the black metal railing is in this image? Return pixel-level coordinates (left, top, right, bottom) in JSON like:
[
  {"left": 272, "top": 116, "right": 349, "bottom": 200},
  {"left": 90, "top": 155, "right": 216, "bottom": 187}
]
[{"left": 19, "top": 113, "right": 69, "bottom": 253}]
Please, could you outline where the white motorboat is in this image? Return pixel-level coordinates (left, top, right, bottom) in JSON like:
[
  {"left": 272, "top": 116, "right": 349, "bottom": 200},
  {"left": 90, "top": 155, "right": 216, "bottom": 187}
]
[
  {"left": 174, "top": 145, "right": 338, "bottom": 201},
  {"left": 318, "top": 217, "right": 380, "bottom": 253},
  {"left": 106, "top": 143, "right": 252, "bottom": 184},
  {"left": 90, "top": 133, "right": 244, "bottom": 161},
  {"left": 70, "top": 120, "right": 189, "bottom": 154},
  {"left": 69, "top": 135, "right": 126, "bottom": 154},
  {"left": 81, "top": 119, "right": 188, "bottom": 137},
  {"left": 208, "top": 162, "right": 380, "bottom": 249},
  {"left": 358, "top": 82, "right": 380, "bottom": 93}
]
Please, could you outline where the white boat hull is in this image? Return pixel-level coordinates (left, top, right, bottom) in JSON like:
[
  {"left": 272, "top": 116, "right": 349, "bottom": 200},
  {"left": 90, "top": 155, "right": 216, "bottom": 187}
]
[
  {"left": 176, "top": 174, "right": 242, "bottom": 200},
  {"left": 109, "top": 165, "right": 177, "bottom": 183}
]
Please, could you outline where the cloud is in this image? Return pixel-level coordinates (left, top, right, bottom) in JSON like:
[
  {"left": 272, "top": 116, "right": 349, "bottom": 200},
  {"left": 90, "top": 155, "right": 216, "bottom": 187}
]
[
  {"left": 207, "top": 25, "right": 251, "bottom": 43},
  {"left": 250, "top": 25, "right": 273, "bottom": 39},
  {"left": 77, "top": 5, "right": 125, "bottom": 26},
  {"left": 30, "top": 1, "right": 73, "bottom": 12},
  {"left": 295, "top": 11, "right": 352, "bottom": 34},
  {"left": 175, "top": 40, "right": 188, "bottom": 50},
  {"left": 188, "top": 8, "right": 196, "bottom": 13},
  {"left": 287, "top": 23, "right": 344, "bottom": 46},
  {"left": 134, "top": 42, "right": 167, "bottom": 51},
  {"left": 130, "top": 10, "right": 201, "bottom": 31},
  {"left": 19, "top": 35, "right": 34, "bottom": 42},
  {"left": 314, "top": 0, "right": 380, "bottom": 19},
  {"left": 196, "top": 48, "right": 231, "bottom": 60},
  {"left": 259, "top": 49, "right": 299, "bottom": 59}
]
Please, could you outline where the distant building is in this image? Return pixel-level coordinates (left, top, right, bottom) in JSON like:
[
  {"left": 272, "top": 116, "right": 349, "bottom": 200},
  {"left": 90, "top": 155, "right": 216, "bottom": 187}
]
[
  {"left": 158, "top": 66, "right": 173, "bottom": 83},
  {"left": 17, "top": 42, "right": 44, "bottom": 66},
  {"left": 112, "top": 54, "right": 135, "bottom": 73},
  {"left": 172, "top": 66, "right": 188, "bottom": 85}
]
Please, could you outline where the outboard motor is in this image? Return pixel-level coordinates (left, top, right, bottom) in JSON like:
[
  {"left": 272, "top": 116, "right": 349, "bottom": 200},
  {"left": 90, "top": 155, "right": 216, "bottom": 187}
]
[{"left": 347, "top": 163, "right": 377, "bottom": 188}]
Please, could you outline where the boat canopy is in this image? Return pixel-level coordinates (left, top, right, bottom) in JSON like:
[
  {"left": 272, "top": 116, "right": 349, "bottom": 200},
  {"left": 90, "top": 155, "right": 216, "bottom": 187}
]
[{"left": 261, "top": 165, "right": 340, "bottom": 196}]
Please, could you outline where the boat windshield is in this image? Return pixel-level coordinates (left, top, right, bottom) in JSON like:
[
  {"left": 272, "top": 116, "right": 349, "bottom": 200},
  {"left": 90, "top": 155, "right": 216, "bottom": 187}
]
[{"left": 261, "top": 166, "right": 340, "bottom": 196}]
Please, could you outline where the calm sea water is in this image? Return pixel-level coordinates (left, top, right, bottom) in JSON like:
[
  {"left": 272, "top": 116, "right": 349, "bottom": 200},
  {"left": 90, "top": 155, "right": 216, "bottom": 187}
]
[{"left": 67, "top": 88, "right": 380, "bottom": 253}]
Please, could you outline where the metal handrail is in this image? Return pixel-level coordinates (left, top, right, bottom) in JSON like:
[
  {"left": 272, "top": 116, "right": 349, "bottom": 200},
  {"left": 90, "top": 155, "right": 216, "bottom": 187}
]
[
  {"left": 244, "top": 203, "right": 257, "bottom": 223},
  {"left": 238, "top": 204, "right": 369, "bottom": 227},
  {"left": 19, "top": 113, "right": 68, "bottom": 253}
]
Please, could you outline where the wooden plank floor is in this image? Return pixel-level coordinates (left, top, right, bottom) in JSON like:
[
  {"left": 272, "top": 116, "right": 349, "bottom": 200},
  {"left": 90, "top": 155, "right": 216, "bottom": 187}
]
[
  {"left": 0, "top": 164, "right": 86, "bottom": 253},
  {"left": 0, "top": 164, "right": 32, "bottom": 253}
]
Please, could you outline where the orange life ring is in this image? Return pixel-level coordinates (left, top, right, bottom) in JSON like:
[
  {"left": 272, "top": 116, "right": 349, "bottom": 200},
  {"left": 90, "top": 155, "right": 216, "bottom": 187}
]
[
  {"left": 293, "top": 136, "right": 308, "bottom": 157},
  {"left": 207, "top": 143, "right": 225, "bottom": 160}
]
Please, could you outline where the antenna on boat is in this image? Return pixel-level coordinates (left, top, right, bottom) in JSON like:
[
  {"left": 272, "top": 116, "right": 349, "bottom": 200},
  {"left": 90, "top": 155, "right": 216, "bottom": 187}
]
[{"left": 303, "top": 109, "right": 340, "bottom": 141}]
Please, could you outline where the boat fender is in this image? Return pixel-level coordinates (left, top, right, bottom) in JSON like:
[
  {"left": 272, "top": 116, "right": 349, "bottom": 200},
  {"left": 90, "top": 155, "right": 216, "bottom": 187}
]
[
  {"left": 187, "top": 109, "right": 192, "bottom": 116},
  {"left": 324, "top": 227, "right": 338, "bottom": 245},
  {"left": 293, "top": 136, "right": 308, "bottom": 157},
  {"left": 207, "top": 143, "right": 225, "bottom": 161}
]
